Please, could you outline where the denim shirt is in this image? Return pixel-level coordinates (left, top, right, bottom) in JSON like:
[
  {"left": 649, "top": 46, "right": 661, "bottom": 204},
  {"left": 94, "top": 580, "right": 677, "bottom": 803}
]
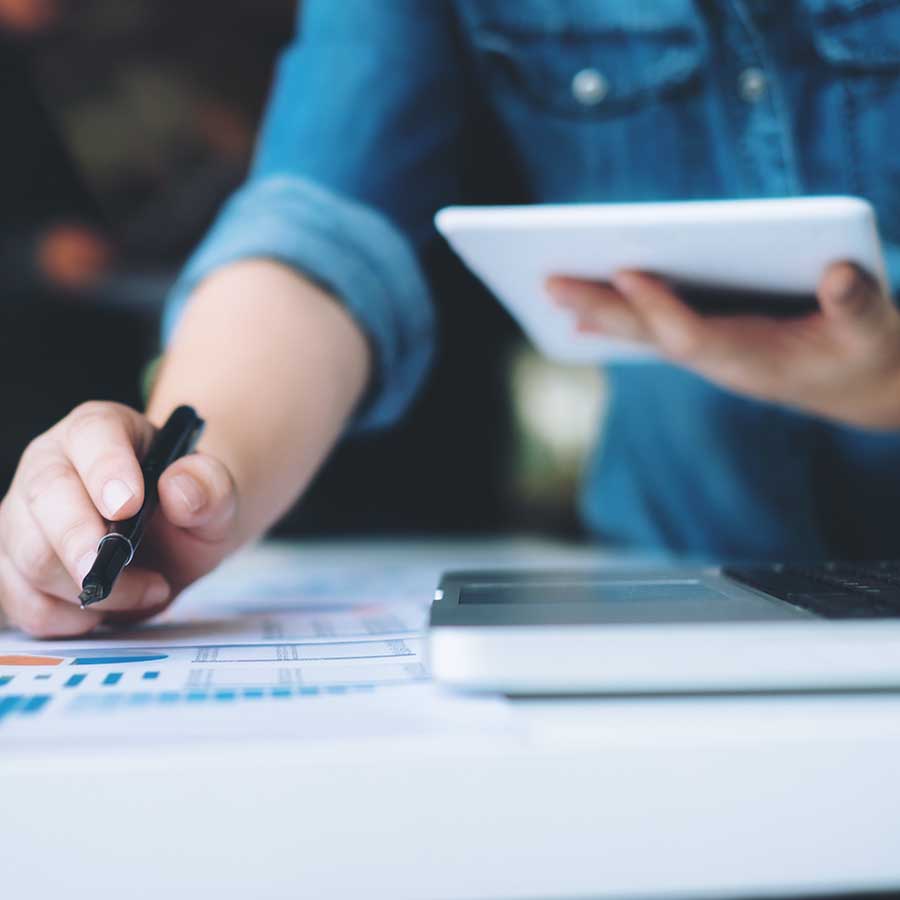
[{"left": 165, "top": 0, "right": 900, "bottom": 561}]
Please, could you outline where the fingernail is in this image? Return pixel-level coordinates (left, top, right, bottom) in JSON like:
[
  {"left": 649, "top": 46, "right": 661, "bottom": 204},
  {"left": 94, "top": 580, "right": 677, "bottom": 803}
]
[
  {"left": 142, "top": 579, "right": 170, "bottom": 609},
  {"left": 171, "top": 473, "right": 206, "bottom": 513},
  {"left": 102, "top": 479, "right": 134, "bottom": 517},
  {"left": 76, "top": 551, "right": 96, "bottom": 583}
]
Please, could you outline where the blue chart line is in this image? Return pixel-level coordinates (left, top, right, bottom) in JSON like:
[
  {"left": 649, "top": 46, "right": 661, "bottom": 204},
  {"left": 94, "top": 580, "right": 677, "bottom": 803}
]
[
  {"left": 0, "top": 695, "right": 51, "bottom": 724},
  {"left": 72, "top": 655, "right": 167, "bottom": 666},
  {"left": 65, "top": 674, "right": 86, "bottom": 688},
  {"left": 0, "top": 675, "right": 13, "bottom": 688},
  {"left": 102, "top": 673, "right": 123, "bottom": 686},
  {"left": 70, "top": 683, "right": 377, "bottom": 713}
]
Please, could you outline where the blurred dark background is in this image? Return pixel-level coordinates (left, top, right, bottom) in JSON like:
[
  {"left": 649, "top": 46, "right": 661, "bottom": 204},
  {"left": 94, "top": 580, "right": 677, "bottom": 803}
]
[{"left": 0, "top": 0, "right": 595, "bottom": 538}]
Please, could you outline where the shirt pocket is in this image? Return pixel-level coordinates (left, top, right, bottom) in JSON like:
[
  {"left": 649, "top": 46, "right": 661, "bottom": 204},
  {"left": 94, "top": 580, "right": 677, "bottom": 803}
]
[
  {"left": 804, "top": 0, "right": 900, "bottom": 247},
  {"left": 472, "top": 4, "right": 704, "bottom": 119},
  {"left": 464, "top": 0, "right": 714, "bottom": 201},
  {"left": 806, "top": 0, "right": 900, "bottom": 68}
]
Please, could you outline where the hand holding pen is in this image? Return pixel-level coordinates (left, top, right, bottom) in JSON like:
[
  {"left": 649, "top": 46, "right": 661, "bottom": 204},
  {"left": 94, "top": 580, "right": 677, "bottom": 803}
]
[
  {"left": 79, "top": 406, "right": 206, "bottom": 607},
  {"left": 0, "top": 402, "right": 239, "bottom": 637}
]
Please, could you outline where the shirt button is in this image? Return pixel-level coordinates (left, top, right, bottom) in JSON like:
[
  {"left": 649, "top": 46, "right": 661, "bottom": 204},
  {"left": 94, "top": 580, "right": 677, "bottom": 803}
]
[
  {"left": 571, "top": 67, "right": 609, "bottom": 106},
  {"left": 739, "top": 67, "right": 767, "bottom": 103}
]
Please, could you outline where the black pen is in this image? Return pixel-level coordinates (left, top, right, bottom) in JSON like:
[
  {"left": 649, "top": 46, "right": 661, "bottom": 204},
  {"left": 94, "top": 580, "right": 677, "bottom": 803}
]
[{"left": 79, "top": 405, "right": 205, "bottom": 608}]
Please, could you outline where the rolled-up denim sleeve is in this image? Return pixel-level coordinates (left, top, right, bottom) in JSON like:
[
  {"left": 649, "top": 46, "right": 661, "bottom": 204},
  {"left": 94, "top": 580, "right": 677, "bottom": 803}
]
[
  {"left": 162, "top": 176, "right": 434, "bottom": 430},
  {"left": 163, "top": 0, "right": 465, "bottom": 431}
]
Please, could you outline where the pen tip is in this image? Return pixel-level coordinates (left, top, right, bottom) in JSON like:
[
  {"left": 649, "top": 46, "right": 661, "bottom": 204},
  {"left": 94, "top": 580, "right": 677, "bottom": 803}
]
[{"left": 79, "top": 583, "right": 106, "bottom": 609}]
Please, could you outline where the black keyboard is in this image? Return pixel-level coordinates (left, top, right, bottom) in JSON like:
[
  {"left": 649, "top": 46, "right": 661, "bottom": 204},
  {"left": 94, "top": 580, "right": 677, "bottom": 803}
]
[{"left": 723, "top": 562, "right": 900, "bottom": 619}]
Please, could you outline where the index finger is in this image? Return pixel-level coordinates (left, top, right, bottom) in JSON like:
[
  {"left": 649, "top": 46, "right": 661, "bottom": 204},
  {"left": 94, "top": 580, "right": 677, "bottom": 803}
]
[
  {"left": 612, "top": 270, "right": 710, "bottom": 361},
  {"left": 60, "top": 402, "right": 155, "bottom": 521}
]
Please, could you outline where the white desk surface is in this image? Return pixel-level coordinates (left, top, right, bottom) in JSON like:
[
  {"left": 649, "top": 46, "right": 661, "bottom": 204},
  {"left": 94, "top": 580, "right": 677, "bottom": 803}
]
[{"left": 2, "top": 538, "right": 899, "bottom": 900}]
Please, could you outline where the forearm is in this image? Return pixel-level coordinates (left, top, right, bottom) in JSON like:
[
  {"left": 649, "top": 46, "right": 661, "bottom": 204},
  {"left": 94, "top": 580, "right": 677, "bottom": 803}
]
[{"left": 147, "top": 259, "right": 371, "bottom": 543}]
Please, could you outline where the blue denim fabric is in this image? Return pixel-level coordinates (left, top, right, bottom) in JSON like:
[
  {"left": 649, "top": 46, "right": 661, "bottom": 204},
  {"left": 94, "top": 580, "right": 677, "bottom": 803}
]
[{"left": 165, "top": 0, "right": 900, "bottom": 559}]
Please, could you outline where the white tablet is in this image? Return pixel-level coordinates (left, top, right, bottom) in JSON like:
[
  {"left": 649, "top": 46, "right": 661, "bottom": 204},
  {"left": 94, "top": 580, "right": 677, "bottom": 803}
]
[{"left": 435, "top": 196, "right": 886, "bottom": 362}]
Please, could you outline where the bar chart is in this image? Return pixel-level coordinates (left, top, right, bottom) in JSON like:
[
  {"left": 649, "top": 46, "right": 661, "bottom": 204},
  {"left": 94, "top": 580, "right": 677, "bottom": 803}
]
[
  {"left": 68, "top": 682, "right": 380, "bottom": 714},
  {"left": 0, "top": 553, "right": 437, "bottom": 739},
  {"left": 1, "top": 667, "right": 172, "bottom": 691},
  {"left": 0, "top": 694, "right": 52, "bottom": 725},
  {"left": 0, "top": 633, "right": 429, "bottom": 732},
  {"left": 0, "top": 651, "right": 169, "bottom": 667}
]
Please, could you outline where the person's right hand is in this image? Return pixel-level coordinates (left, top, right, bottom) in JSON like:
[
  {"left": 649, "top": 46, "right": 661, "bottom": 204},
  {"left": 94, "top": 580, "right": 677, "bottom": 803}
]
[{"left": 0, "top": 402, "right": 239, "bottom": 637}]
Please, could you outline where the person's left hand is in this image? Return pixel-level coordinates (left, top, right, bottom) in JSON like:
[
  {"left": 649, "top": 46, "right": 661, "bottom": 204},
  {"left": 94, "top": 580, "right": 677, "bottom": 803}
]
[{"left": 546, "top": 262, "right": 900, "bottom": 431}]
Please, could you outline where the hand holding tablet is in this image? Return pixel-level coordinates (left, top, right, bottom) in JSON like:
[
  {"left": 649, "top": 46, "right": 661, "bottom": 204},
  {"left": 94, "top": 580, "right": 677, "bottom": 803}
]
[
  {"left": 436, "top": 196, "right": 885, "bottom": 359},
  {"left": 436, "top": 197, "right": 900, "bottom": 430}
]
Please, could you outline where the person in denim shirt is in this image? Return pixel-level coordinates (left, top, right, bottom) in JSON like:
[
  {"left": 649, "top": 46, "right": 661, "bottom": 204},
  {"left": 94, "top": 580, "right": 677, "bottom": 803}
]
[{"left": 4, "top": 0, "right": 900, "bottom": 636}]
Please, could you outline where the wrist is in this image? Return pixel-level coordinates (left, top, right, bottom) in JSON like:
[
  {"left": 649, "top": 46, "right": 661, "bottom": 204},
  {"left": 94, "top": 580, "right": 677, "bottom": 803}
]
[
  {"left": 870, "top": 357, "right": 900, "bottom": 430},
  {"left": 828, "top": 349, "right": 900, "bottom": 432}
]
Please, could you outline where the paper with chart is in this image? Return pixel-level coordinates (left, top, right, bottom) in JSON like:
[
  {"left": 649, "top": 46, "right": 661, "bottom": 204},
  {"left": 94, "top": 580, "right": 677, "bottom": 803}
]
[
  {"left": 0, "top": 546, "right": 431, "bottom": 745},
  {"left": 0, "top": 539, "right": 600, "bottom": 747}
]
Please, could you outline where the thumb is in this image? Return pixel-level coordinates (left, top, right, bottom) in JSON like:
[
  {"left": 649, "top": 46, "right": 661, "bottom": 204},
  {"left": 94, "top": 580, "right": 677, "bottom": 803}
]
[
  {"left": 817, "top": 262, "right": 890, "bottom": 333},
  {"left": 157, "top": 452, "right": 238, "bottom": 543}
]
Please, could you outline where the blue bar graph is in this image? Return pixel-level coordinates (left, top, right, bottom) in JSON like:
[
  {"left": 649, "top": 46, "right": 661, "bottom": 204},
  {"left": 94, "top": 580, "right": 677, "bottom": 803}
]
[
  {"left": 126, "top": 693, "right": 152, "bottom": 706},
  {"left": 67, "top": 683, "right": 376, "bottom": 714},
  {"left": 0, "top": 694, "right": 52, "bottom": 724},
  {"left": 65, "top": 674, "right": 86, "bottom": 688},
  {"left": 0, "top": 695, "right": 22, "bottom": 722},
  {"left": 20, "top": 695, "right": 50, "bottom": 715},
  {"left": 0, "top": 675, "right": 13, "bottom": 688},
  {"left": 102, "top": 672, "right": 123, "bottom": 686}
]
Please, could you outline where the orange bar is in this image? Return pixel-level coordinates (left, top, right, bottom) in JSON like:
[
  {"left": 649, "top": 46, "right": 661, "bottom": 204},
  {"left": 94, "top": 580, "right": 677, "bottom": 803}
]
[{"left": 0, "top": 655, "right": 64, "bottom": 667}]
